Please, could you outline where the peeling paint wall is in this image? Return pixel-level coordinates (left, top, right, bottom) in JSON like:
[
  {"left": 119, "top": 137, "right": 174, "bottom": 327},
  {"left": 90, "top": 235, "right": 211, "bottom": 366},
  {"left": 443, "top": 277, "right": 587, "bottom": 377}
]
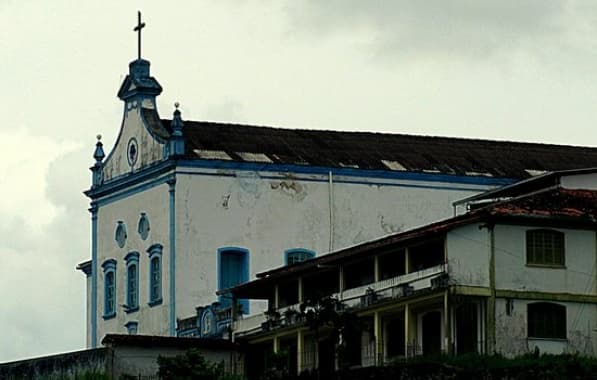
[
  {"left": 495, "top": 298, "right": 597, "bottom": 357},
  {"left": 174, "top": 170, "right": 488, "bottom": 319}
]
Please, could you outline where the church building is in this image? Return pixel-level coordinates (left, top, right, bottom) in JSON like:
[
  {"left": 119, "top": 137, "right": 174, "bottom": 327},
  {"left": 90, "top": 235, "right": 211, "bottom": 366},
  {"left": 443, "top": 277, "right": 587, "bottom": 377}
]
[{"left": 77, "top": 31, "right": 597, "bottom": 348}]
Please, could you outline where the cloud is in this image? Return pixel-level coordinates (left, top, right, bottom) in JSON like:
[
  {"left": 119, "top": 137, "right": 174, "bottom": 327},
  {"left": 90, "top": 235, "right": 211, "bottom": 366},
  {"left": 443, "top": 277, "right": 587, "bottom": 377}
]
[
  {"left": 0, "top": 130, "right": 85, "bottom": 362},
  {"left": 283, "top": 1, "right": 592, "bottom": 62}
]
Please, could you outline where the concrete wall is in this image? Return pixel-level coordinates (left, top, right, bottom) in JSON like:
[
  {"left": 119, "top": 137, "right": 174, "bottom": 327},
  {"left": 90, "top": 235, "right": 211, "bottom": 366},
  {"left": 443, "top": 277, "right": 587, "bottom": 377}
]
[
  {"left": 0, "top": 348, "right": 109, "bottom": 380},
  {"left": 112, "top": 345, "right": 240, "bottom": 379}
]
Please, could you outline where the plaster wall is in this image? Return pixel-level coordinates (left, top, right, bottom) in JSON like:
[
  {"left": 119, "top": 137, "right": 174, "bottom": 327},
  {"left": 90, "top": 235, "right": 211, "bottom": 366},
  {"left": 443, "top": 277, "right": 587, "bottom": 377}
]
[
  {"left": 494, "top": 298, "right": 597, "bottom": 357},
  {"left": 173, "top": 170, "right": 490, "bottom": 318},
  {"left": 102, "top": 101, "right": 165, "bottom": 182},
  {"left": 493, "top": 225, "right": 596, "bottom": 294},
  {"left": 447, "top": 224, "right": 490, "bottom": 288},
  {"left": 560, "top": 173, "right": 597, "bottom": 190},
  {"left": 96, "top": 183, "right": 170, "bottom": 341}
]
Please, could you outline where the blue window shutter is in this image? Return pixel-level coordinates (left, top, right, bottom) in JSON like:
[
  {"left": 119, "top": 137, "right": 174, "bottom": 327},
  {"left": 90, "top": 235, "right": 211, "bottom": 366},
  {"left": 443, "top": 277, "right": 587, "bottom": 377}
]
[{"left": 218, "top": 248, "right": 249, "bottom": 313}]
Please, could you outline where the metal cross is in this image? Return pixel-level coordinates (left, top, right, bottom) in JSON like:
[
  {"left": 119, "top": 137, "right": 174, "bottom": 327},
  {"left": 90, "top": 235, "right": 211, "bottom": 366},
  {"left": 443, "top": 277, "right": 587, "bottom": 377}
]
[{"left": 133, "top": 11, "right": 146, "bottom": 60}]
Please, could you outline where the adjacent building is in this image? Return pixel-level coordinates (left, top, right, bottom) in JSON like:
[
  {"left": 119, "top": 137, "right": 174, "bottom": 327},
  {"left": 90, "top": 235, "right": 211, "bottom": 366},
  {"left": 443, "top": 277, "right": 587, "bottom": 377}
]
[{"left": 224, "top": 169, "right": 597, "bottom": 376}]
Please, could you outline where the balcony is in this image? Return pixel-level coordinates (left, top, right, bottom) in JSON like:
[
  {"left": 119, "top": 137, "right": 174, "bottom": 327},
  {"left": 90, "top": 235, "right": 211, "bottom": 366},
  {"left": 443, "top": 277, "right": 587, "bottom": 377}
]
[
  {"left": 340, "top": 263, "right": 448, "bottom": 308},
  {"left": 233, "top": 263, "right": 448, "bottom": 336}
]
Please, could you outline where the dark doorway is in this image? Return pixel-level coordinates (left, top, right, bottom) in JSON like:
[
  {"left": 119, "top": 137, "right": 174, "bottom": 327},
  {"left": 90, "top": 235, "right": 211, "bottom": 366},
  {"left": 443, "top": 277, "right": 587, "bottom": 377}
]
[
  {"left": 385, "top": 316, "right": 405, "bottom": 358},
  {"left": 456, "top": 303, "right": 478, "bottom": 354},
  {"left": 421, "top": 311, "right": 442, "bottom": 356},
  {"left": 318, "top": 337, "right": 335, "bottom": 377}
]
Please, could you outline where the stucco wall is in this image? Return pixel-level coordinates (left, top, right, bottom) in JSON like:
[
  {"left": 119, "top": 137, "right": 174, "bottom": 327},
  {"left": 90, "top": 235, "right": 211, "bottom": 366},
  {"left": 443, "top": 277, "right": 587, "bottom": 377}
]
[
  {"left": 447, "top": 224, "right": 490, "bottom": 288},
  {"left": 96, "top": 183, "right": 171, "bottom": 341},
  {"left": 493, "top": 225, "right": 596, "bottom": 294}
]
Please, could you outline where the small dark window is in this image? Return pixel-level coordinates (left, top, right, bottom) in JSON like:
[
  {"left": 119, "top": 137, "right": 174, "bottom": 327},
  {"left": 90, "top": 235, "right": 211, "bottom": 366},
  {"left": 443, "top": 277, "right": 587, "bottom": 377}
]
[
  {"left": 526, "top": 229, "right": 565, "bottom": 267},
  {"left": 285, "top": 249, "right": 315, "bottom": 265},
  {"left": 528, "top": 302, "right": 566, "bottom": 339}
]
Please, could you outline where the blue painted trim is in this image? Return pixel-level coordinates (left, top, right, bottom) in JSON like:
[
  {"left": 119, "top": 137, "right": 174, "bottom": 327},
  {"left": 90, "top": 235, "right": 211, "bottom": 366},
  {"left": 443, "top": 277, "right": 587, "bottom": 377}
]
[
  {"left": 148, "top": 298, "right": 163, "bottom": 307},
  {"left": 168, "top": 180, "right": 176, "bottom": 336},
  {"left": 284, "top": 248, "right": 316, "bottom": 265},
  {"left": 175, "top": 159, "right": 516, "bottom": 187},
  {"left": 90, "top": 206, "right": 98, "bottom": 348},
  {"left": 94, "top": 173, "right": 174, "bottom": 207},
  {"left": 102, "top": 259, "right": 117, "bottom": 320},
  {"left": 124, "top": 252, "right": 140, "bottom": 312},
  {"left": 85, "top": 160, "right": 175, "bottom": 199},
  {"left": 86, "top": 156, "right": 515, "bottom": 204},
  {"left": 217, "top": 247, "right": 250, "bottom": 314},
  {"left": 147, "top": 244, "right": 163, "bottom": 307}
]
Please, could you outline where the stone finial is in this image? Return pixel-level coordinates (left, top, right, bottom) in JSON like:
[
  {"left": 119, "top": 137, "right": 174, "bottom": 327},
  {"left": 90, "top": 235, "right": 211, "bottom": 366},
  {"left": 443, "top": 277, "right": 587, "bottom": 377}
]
[
  {"left": 169, "top": 102, "right": 185, "bottom": 157},
  {"left": 93, "top": 134, "right": 105, "bottom": 163},
  {"left": 171, "top": 102, "right": 183, "bottom": 135}
]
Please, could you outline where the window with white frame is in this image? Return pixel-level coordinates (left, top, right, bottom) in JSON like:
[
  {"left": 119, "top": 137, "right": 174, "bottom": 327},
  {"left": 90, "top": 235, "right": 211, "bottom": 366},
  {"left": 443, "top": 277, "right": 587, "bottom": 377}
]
[
  {"left": 526, "top": 229, "right": 565, "bottom": 267},
  {"left": 527, "top": 302, "right": 566, "bottom": 339},
  {"left": 124, "top": 252, "right": 139, "bottom": 312},
  {"left": 147, "top": 244, "right": 163, "bottom": 306},
  {"left": 102, "top": 259, "right": 117, "bottom": 319}
]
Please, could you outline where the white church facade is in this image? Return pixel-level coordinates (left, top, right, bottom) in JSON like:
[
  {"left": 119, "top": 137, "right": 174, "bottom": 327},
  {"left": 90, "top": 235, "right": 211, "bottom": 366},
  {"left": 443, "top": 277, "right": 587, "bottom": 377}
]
[{"left": 77, "top": 53, "right": 597, "bottom": 348}]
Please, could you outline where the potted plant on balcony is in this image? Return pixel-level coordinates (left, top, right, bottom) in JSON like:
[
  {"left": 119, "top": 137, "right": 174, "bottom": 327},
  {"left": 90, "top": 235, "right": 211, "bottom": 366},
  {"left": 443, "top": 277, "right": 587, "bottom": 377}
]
[
  {"left": 282, "top": 307, "right": 301, "bottom": 326},
  {"left": 361, "top": 287, "right": 377, "bottom": 307},
  {"left": 262, "top": 308, "right": 281, "bottom": 332}
]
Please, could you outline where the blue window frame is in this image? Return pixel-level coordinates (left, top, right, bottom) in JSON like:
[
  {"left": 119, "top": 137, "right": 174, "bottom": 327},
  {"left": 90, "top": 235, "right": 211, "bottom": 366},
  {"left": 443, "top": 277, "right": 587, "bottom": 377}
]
[
  {"left": 138, "top": 213, "right": 150, "bottom": 240},
  {"left": 218, "top": 247, "right": 249, "bottom": 314},
  {"left": 115, "top": 221, "right": 127, "bottom": 248},
  {"left": 124, "top": 252, "right": 140, "bottom": 312},
  {"left": 285, "top": 248, "right": 316, "bottom": 265},
  {"left": 147, "top": 244, "right": 163, "bottom": 306},
  {"left": 102, "top": 259, "right": 117, "bottom": 319}
]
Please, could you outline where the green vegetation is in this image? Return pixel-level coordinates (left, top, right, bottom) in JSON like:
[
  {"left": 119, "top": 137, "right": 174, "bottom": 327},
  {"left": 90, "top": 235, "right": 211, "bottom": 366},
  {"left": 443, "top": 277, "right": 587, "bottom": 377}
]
[{"left": 157, "top": 349, "right": 243, "bottom": 380}]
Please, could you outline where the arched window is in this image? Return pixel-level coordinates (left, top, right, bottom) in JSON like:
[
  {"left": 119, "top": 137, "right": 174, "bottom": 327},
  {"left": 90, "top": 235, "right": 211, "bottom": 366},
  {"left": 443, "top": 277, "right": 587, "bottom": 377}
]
[
  {"left": 218, "top": 247, "right": 249, "bottom": 313},
  {"left": 285, "top": 248, "right": 316, "bottom": 265},
  {"left": 147, "top": 244, "right": 163, "bottom": 306},
  {"left": 124, "top": 252, "right": 139, "bottom": 312},
  {"left": 102, "top": 259, "right": 117, "bottom": 319},
  {"left": 527, "top": 302, "right": 566, "bottom": 339},
  {"left": 526, "top": 229, "right": 565, "bottom": 267}
]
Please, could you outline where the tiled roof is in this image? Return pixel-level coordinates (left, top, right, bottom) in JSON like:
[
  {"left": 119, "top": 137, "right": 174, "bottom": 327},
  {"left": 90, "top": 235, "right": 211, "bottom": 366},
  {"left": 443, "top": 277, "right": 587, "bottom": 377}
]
[
  {"left": 488, "top": 188, "right": 597, "bottom": 221},
  {"left": 158, "top": 118, "right": 597, "bottom": 178}
]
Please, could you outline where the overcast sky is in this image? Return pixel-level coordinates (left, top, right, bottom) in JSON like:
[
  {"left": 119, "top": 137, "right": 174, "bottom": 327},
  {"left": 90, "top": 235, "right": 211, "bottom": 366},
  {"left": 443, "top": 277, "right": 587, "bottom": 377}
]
[{"left": 3, "top": 0, "right": 597, "bottom": 362}]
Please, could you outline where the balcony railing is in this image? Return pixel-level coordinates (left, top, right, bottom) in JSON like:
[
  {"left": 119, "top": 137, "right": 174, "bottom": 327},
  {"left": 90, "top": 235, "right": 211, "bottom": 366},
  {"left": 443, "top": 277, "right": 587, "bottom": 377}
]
[{"left": 234, "top": 263, "right": 448, "bottom": 335}]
